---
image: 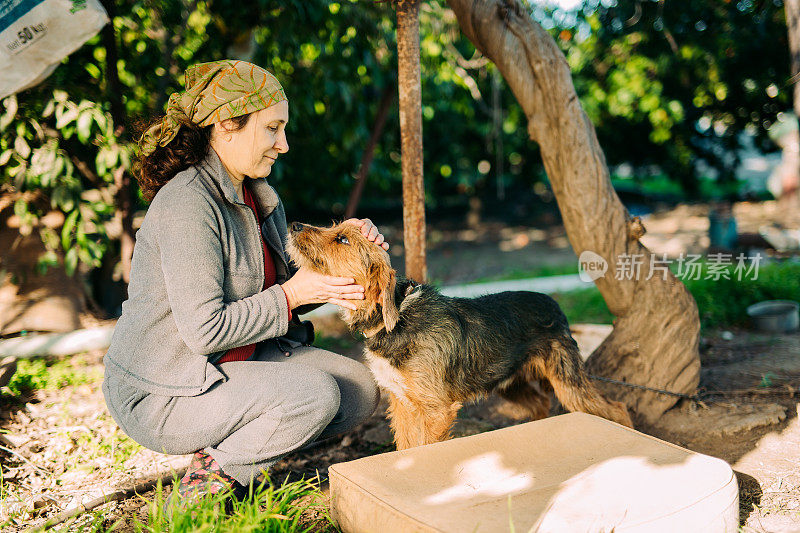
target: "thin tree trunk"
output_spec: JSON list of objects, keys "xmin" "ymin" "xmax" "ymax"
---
[
  {"xmin": 345, "ymin": 84, "xmax": 396, "ymax": 219},
  {"xmin": 787, "ymin": 0, "xmax": 800, "ymax": 119},
  {"xmin": 396, "ymin": 0, "xmax": 427, "ymax": 283},
  {"xmin": 101, "ymin": 0, "xmax": 135, "ymax": 286},
  {"xmin": 492, "ymin": 69, "xmax": 504, "ymax": 200},
  {"xmin": 786, "ymin": 0, "xmax": 800, "ymax": 189},
  {"xmin": 446, "ymin": 0, "xmax": 700, "ymax": 424}
]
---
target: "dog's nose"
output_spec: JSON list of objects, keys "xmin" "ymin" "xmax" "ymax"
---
[{"xmin": 291, "ymin": 222, "xmax": 304, "ymax": 233}]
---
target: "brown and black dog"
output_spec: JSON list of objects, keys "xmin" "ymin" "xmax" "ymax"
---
[{"xmin": 287, "ymin": 221, "xmax": 633, "ymax": 450}]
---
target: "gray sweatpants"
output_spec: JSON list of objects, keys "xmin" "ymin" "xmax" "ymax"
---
[{"xmin": 102, "ymin": 339, "xmax": 379, "ymax": 486}]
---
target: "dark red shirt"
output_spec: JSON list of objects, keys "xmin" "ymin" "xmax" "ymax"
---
[{"xmin": 216, "ymin": 182, "xmax": 290, "ymax": 363}]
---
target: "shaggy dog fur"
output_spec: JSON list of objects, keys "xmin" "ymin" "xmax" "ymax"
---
[{"xmin": 287, "ymin": 221, "xmax": 633, "ymax": 449}]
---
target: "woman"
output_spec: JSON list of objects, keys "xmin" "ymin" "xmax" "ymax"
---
[{"xmin": 101, "ymin": 60, "xmax": 382, "ymax": 506}]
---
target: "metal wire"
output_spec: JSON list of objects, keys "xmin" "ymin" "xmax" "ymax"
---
[{"xmin": 589, "ymin": 374, "xmax": 702, "ymax": 401}]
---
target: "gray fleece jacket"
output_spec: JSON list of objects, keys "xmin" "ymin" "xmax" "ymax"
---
[{"xmin": 103, "ymin": 149, "xmax": 310, "ymax": 396}]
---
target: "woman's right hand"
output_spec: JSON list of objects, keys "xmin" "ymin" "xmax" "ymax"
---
[{"xmin": 280, "ymin": 267, "xmax": 365, "ymax": 310}]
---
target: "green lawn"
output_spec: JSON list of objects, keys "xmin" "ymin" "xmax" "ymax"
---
[{"xmin": 553, "ymin": 261, "xmax": 800, "ymax": 329}]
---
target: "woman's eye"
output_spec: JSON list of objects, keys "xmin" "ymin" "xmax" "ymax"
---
[
  {"xmin": 268, "ymin": 126, "xmax": 279, "ymax": 132},
  {"xmin": 336, "ymin": 235, "xmax": 350, "ymax": 245}
]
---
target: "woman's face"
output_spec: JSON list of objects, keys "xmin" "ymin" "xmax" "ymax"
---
[{"xmin": 213, "ymin": 100, "xmax": 290, "ymax": 181}]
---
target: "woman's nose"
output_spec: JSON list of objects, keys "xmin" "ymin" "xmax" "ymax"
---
[{"xmin": 275, "ymin": 130, "xmax": 289, "ymax": 153}]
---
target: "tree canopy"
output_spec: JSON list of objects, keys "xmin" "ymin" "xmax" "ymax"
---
[{"xmin": 0, "ymin": 0, "xmax": 793, "ymax": 277}]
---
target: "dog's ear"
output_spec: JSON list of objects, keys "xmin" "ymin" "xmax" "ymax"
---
[
  {"xmin": 367, "ymin": 262, "xmax": 399, "ymax": 332},
  {"xmin": 381, "ymin": 269, "xmax": 398, "ymax": 332}
]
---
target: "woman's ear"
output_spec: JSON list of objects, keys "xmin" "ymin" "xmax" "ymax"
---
[{"xmin": 215, "ymin": 119, "xmax": 236, "ymax": 141}]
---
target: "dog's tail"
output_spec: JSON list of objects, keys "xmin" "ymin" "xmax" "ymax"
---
[{"xmin": 528, "ymin": 336, "xmax": 634, "ymax": 428}]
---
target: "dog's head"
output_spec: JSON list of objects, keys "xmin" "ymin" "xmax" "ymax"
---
[{"xmin": 286, "ymin": 221, "xmax": 398, "ymax": 332}]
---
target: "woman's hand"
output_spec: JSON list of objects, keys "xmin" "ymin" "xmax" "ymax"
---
[
  {"xmin": 344, "ymin": 218, "xmax": 389, "ymax": 250},
  {"xmin": 281, "ymin": 267, "xmax": 365, "ymax": 310}
]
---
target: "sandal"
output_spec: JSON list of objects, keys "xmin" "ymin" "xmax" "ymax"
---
[{"xmin": 163, "ymin": 450, "xmax": 246, "ymax": 518}]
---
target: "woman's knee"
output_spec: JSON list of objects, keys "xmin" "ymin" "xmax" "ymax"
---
[
  {"xmin": 293, "ymin": 367, "xmax": 341, "ymax": 429},
  {"xmin": 340, "ymin": 358, "xmax": 380, "ymax": 419},
  {"xmin": 353, "ymin": 368, "xmax": 380, "ymax": 420}
]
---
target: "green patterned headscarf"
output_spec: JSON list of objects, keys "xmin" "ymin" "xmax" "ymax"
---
[{"xmin": 140, "ymin": 60, "xmax": 287, "ymax": 156}]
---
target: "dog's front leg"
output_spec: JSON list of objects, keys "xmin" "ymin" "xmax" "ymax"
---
[
  {"xmin": 387, "ymin": 393, "xmax": 423, "ymax": 450},
  {"xmin": 417, "ymin": 401, "xmax": 461, "ymax": 446},
  {"xmin": 389, "ymin": 397, "xmax": 461, "ymax": 450}
]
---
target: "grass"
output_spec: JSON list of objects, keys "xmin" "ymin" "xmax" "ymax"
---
[
  {"xmin": 127, "ymin": 475, "xmax": 334, "ymax": 532},
  {"xmin": 458, "ymin": 263, "xmax": 578, "ymax": 286},
  {"xmin": 0, "ymin": 350, "xmax": 336, "ymax": 532},
  {"xmin": 685, "ymin": 261, "xmax": 800, "ymax": 329},
  {"xmin": 552, "ymin": 289, "xmax": 615, "ymax": 325},
  {"xmin": 3, "ymin": 354, "xmax": 102, "ymax": 396},
  {"xmin": 3, "ymin": 260, "xmax": 797, "ymax": 530},
  {"xmin": 551, "ymin": 261, "xmax": 800, "ymax": 329},
  {"xmin": 2, "ymin": 472, "xmax": 334, "ymax": 532}
]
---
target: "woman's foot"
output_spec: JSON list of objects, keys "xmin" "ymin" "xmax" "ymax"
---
[{"xmin": 164, "ymin": 450, "xmax": 245, "ymax": 517}]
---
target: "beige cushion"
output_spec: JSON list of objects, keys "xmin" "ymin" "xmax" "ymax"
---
[{"xmin": 329, "ymin": 413, "xmax": 738, "ymax": 532}]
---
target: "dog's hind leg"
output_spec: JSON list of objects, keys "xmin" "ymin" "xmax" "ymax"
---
[
  {"xmin": 496, "ymin": 376, "xmax": 551, "ymax": 421},
  {"xmin": 535, "ymin": 337, "xmax": 634, "ymax": 428}
]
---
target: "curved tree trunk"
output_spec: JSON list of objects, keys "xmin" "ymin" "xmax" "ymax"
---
[{"xmin": 446, "ymin": 0, "xmax": 700, "ymax": 424}]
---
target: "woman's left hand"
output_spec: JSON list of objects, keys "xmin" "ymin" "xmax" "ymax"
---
[{"xmin": 344, "ymin": 218, "xmax": 389, "ymax": 250}]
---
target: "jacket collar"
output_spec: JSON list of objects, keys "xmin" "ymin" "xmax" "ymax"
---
[{"xmin": 198, "ymin": 148, "xmax": 280, "ymax": 217}]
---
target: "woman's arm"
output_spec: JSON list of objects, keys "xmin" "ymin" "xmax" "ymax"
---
[{"xmin": 155, "ymin": 187, "xmax": 290, "ymax": 355}]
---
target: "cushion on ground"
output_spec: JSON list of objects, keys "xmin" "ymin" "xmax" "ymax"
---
[{"xmin": 329, "ymin": 412, "xmax": 738, "ymax": 532}]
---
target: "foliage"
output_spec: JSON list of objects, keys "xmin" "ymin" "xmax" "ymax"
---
[
  {"xmin": 132, "ymin": 475, "xmax": 334, "ymax": 532},
  {"xmin": 1, "ymin": 91, "xmax": 127, "ymax": 275},
  {"xmin": 556, "ymin": 0, "xmax": 792, "ymax": 195},
  {"xmin": 0, "ymin": 0, "xmax": 796, "ymax": 282},
  {"xmin": 1, "ymin": 0, "xmax": 539, "ymax": 279}
]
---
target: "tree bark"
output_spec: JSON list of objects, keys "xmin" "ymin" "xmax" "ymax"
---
[
  {"xmin": 786, "ymin": 0, "xmax": 800, "ymax": 121},
  {"xmin": 396, "ymin": 0, "xmax": 427, "ymax": 283},
  {"xmin": 101, "ymin": 0, "xmax": 135, "ymax": 287},
  {"xmin": 345, "ymin": 83, "xmax": 395, "ymax": 219},
  {"xmin": 446, "ymin": 0, "xmax": 700, "ymax": 424}
]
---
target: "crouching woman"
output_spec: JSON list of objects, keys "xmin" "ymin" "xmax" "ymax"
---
[{"xmin": 102, "ymin": 60, "xmax": 381, "ymax": 507}]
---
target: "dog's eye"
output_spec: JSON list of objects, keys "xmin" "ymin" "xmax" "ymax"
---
[{"xmin": 335, "ymin": 235, "xmax": 350, "ymax": 245}]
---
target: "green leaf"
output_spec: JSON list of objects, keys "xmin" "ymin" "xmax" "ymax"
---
[
  {"xmin": 77, "ymin": 247, "xmax": 92, "ymax": 264},
  {"xmin": 14, "ymin": 136, "xmax": 30, "ymax": 159},
  {"xmin": 13, "ymin": 198, "xmax": 28, "ymax": 218},
  {"xmin": 61, "ymin": 209, "xmax": 79, "ymax": 250},
  {"xmin": 92, "ymin": 110, "xmax": 107, "ymax": 132},
  {"xmin": 77, "ymin": 112, "xmax": 93, "ymax": 143},
  {"xmin": 35, "ymin": 251, "xmax": 59, "ymax": 276},
  {"xmin": 64, "ymin": 247, "xmax": 78, "ymax": 276},
  {"xmin": 41, "ymin": 99, "xmax": 55, "ymax": 118},
  {"xmin": 0, "ymin": 95, "xmax": 17, "ymax": 131},
  {"xmin": 76, "ymin": 223, "xmax": 87, "ymax": 247},
  {"xmin": 55, "ymin": 106, "xmax": 79, "ymax": 129}
]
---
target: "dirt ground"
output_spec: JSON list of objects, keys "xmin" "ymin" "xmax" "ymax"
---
[{"xmin": 2, "ymin": 200, "xmax": 800, "ymax": 531}]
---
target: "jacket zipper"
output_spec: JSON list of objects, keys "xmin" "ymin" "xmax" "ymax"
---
[{"xmin": 239, "ymin": 185, "xmax": 289, "ymax": 280}]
